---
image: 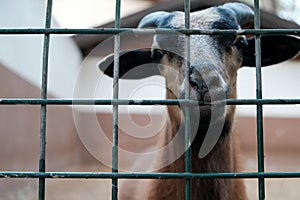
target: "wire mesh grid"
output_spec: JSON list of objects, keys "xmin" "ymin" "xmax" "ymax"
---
[{"xmin": 0, "ymin": 0, "xmax": 300, "ymax": 200}]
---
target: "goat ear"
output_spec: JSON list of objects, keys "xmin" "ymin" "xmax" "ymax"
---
[
  {"xmin": 98, "ymin": 49, "xmax": 162, "ymax": 79},
  {"xmin": 242, "ymin": 35, "xmax": 300, "ymax": 67}
]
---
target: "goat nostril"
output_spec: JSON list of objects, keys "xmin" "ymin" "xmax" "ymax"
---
[
  {"xmin": 189, "ymin": 78, "xmax": 205, "ymax": 91},
  {"xmin": 224, "ymin": 85, "xmax": 229, "ymax": 98},
  {"xmin": 189, "ymin": 78, "xmax": 198, "ymax": 89}
]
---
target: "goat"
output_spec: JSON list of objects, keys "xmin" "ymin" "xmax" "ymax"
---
[{"xmin": 98, "ymin": 2, "xmax": 300, "ymax": 200}]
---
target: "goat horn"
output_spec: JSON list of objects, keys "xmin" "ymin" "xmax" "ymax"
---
[
  {"xmin": 138, "ymin": 11, "xmax": 170, "ymax": 28},
  {"xmin": 220, "ymin": 2, "xmax": 254, "ymax": 28}
]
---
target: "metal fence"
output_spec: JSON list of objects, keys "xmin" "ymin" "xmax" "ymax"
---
[{"xmin": 0, "ymin": 0, "xmax": 300, "ymax": 200}]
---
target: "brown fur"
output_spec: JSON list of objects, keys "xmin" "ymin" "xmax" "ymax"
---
[
  {"xmin": 141, "ymin": 104, "xmax": 247, "ymax": 200},
  {"xmin": 119, "ymin": 109, "xmax": 247, "ymax": 200}
]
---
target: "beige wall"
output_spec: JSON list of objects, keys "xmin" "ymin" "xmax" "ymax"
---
[{"xmin": 0, "ymin": 64, "xmax": 99, "ymax": 198}]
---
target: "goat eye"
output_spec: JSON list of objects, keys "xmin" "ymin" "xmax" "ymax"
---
[{"xmin": 233, "ymin": 37, "xmax": 248, "ymax": 49}]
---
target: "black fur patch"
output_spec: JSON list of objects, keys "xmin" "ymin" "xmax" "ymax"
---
[
  {"xmin": 159, "ymin": 12, "xmax": 177, "ymax": 28},
  {"xmin": 98, "ymin": 49, "xmax": 161, "ymax": 79},
  {"xmin": 213, "ymin": 8, "xmax": 239, "ymax": 30},
  {"xmin": 191, "ymin": 117, "xmax": 233, "ymax": 153},
  {"xmin": 212, "ymin": 8, "xmax": 239, "ymax": 49}
]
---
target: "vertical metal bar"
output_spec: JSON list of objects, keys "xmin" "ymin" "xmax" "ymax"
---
[
  {"xmin": 112, "ymin": 0, "xmax": 121, "ymax": 199},
  {"xmin": 39, "ymin": 0, "xmax": 53, "ymax": 199},
  {"xmin": 184, "ymin": 0, "xmax": 191, "ymax": 200},
  {"xmin": 254, "ymin": 0, "xmax": 265, "ymax": 199}
]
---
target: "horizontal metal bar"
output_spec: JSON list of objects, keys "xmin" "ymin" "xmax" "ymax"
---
[
  {"xmin": 1, "ymin": 171, "xmax": 300, "ymax": 179},
  {"xmin": 1, "ymin": 98, "xmax": 300, "ymax": 105},
  {"xmin": 0, "ymin": 28, "xmax": 299, "ymax": 35}
]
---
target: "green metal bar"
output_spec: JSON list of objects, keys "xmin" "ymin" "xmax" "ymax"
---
[
  {"xmin": 1, "ymin": 171, "xmax": 300, "ymax": 179},
  {"xmin": 39, "ymin": 0, "xmax": 53, "ymax": 199},
  {"xmin": 254, "ymin": 0, "xmax": 265, "ymax": 199},
  {"xmin": 112, "ymin": 0, "xmax": 121, "ymax": 199},
  {"xmin": 184, "ymin": 0, "xmax": 191, "ymax": 199},
  {"xmin": 0, "ymin": 28, "xmax": 299, "ymax": 35},
  {"xmin": 1, "ymin": 98, "xmax": 300, "ymax": 105}
]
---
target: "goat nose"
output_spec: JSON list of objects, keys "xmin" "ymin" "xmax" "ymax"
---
[
  {"xmin": 189, "ymin": 77, "xmax": 228, "ymax": 101},
  {"xmin": 189, "ymin": 78, "xmax": 210, "ymax": 101}
]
